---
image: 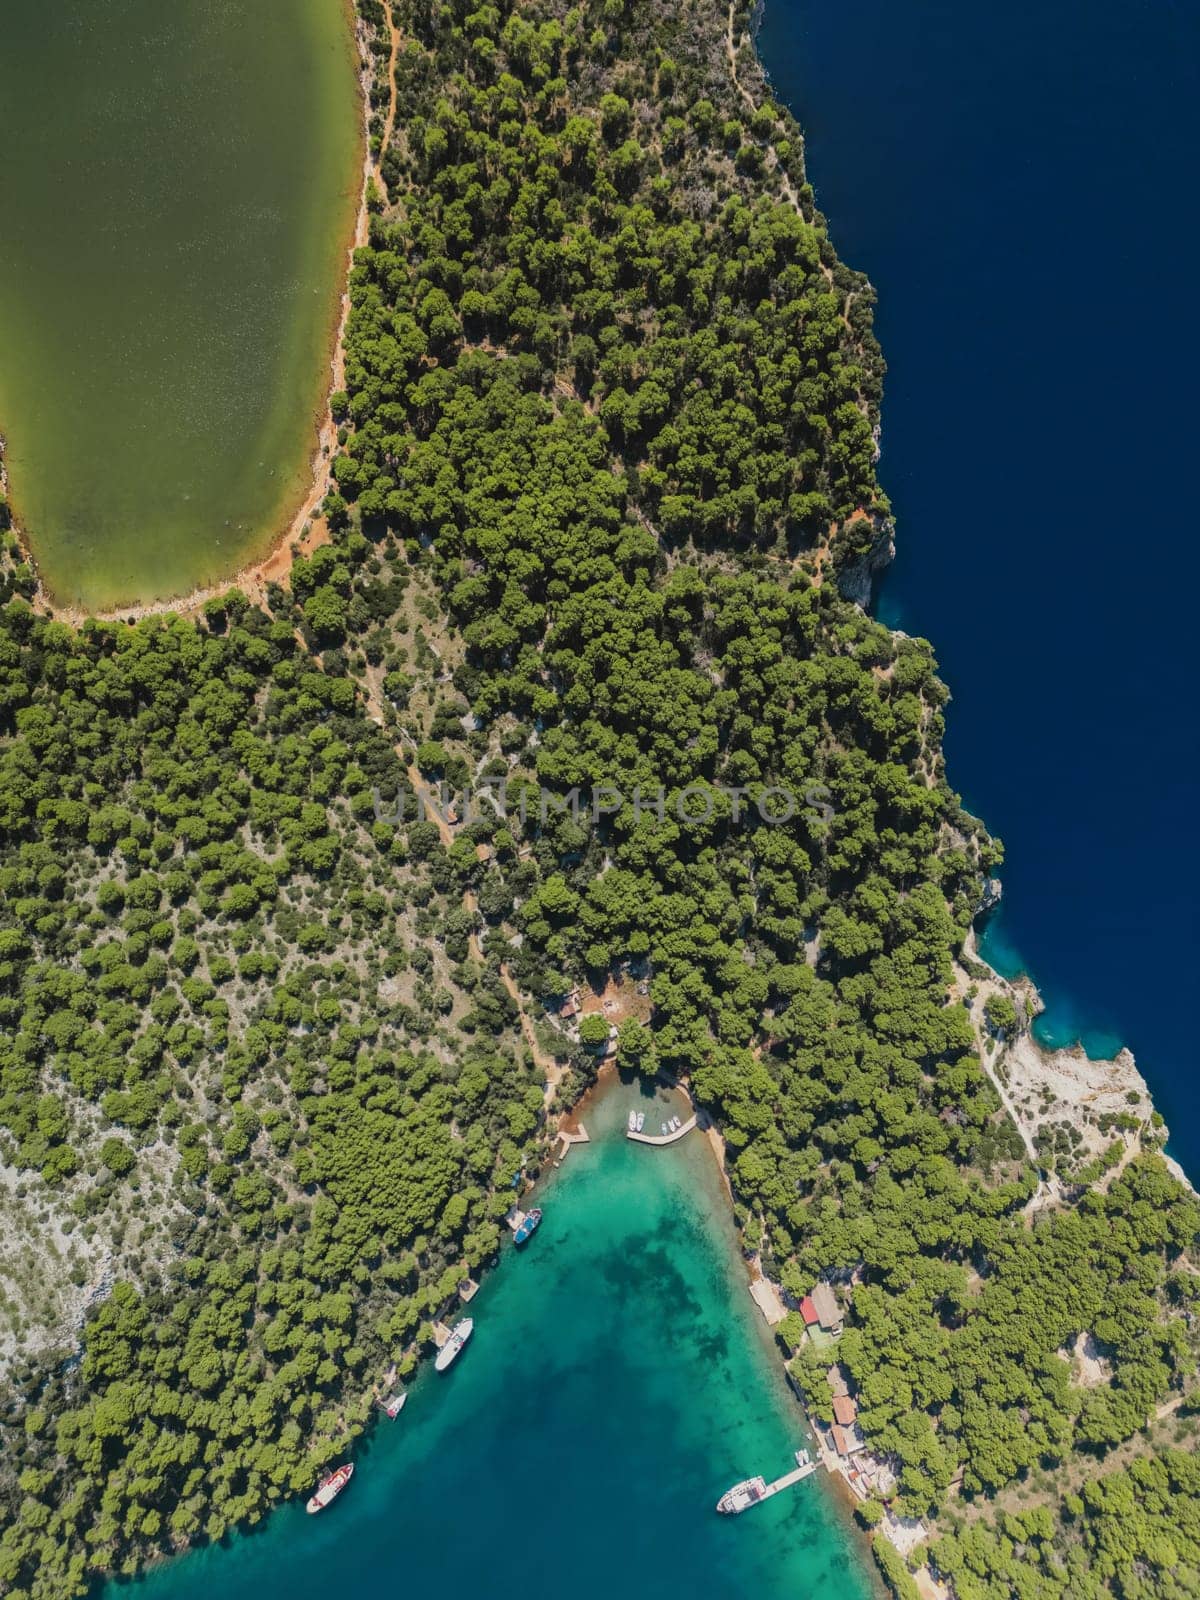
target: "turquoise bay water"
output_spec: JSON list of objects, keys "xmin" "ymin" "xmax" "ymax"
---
[
  {"xmin": 977, "ymin": 916, "xmax": 1123, "ymax": 1061},
  {"xmin": 115, "ymin": 1085, "xmax": 875, "ymax": 1600}
]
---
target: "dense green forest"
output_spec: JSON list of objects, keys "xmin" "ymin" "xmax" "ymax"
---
[{"xmin": 0, "ymin": 1, "xmax": 1196, "ymax": 1597}]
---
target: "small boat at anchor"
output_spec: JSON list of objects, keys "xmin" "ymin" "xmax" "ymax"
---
[
  {"xmin": 306, "ymin": 1463, "xmax": 353, "ymax": 1514},
  {"xmin": 382, "ymin": 1392, "xmax": 406, "ymax": 1418},
  {"xmin": 513, "ymin": 1207, "xmax": 542, "ymax": 1245},
  {"xmin": 635, "ymin": 1111, "xmax": 645, "ymax": 1132},
  {"xmin": 628, "ymin": 1110, "xmax": 637, "ymax": 1132}
]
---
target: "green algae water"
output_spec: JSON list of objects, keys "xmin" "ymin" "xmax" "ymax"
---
[
  {"xmin": 0, "ymin": 0, "xmax": 360, "ymax": 611},
  {"xmin": 116, "ymin": 1084, "xmax": 877, "ymax": 1600}
]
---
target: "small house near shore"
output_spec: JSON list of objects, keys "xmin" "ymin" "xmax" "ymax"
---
[
  {"xmin": 832, "ymin": 1394, "xmax": 858, "ymax": 1427},
  {"xmin": 831, "ymin": 1423, "xmax": 866, "ymax": 1457},
  {"xmin": 749, "ymin": 1276, "xmax": 787, "ymax": 1326},
  {"xmin": 810, "ymin": 1282, "xmax": 843, "ymax": 1333}
]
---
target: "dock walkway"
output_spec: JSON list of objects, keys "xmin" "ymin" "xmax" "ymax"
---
[
  {"xmin": 628, "ymin": 1114, "xmax": 696, "ymax": 1146},
  {"xmin": 552, "ymin": 1123, "xmax": 590, "ymax": 1164},
  {"xmin": 762, "ymin": 1459, "xmax": 819, "ymax": 1498}
]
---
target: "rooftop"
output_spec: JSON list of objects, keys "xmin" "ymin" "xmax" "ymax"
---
[
  {"xmin": 810, "ymin": 1282, "xmax": 842, "ymax": 1329},
  {"xmin": 832, "ymin": 1394, "xmax": 857, "ymax": 1427},
  {"xmin": 830, "ymin": 1423, "xmax": 866, "ymax": 1457}
]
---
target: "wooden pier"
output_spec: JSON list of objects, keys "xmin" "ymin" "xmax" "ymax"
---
[
  {"xmin": 627, "ymin": 1114, "xmax": 696, "ymax": 1146},
  {"xmin": 553, "ymin": 1123, "xmax": 590, "ymax": 1164},
  {"xmin": 761, "ymin": 1457, "xmax": 819, "ymax": 1498},
  {"xmin": 720, "ymin": 1453, "xmax": 820, "ymax": 1514}
]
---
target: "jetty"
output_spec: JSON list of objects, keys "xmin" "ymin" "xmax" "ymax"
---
[
  {"xmin": 720, "ymin": 1451, "xmax": 819, "ymax": 1514},
  {"xmin": 761, "ymin": 1455, "xmax": 819, "ymax": 1498},
  {"xmin": 628, "ymin": 1113, "xmax": 696, "ymax": 1146},
  {"xmin": 553, "ymin": 1123, "xmax": 590, "ymax": 1164}
]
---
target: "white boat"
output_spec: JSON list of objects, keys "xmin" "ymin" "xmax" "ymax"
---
[
  {"xmin": 382, "ymin": 1392, "xmax": 406, "ymax": 1418},
  {"xmin": 306, "ymin": 1463, "xmax": 353, "ymax": 1514},
  {"xmin": 434, "ymin": 1318, "xmax": 474, "ymax": 1372},
  {"xmin": 635, "ymin": 1112, "xmax": 645, "ymax": 1132},
  {"xmin": 717, "ymin": 1476, "xmax": 768, "ymax": 1514},
  {"xmin": 628, "ymin": 1110, "xmax": 637, "ymax": 1132},
  {"xmin": 661, "ymin": 1122, "xmax": 668, "ymax": 1135}
]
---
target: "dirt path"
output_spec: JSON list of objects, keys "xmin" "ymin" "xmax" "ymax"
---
[
  {"xmin": 498, "ymin": 965, "xmax": 567, "ymax": 1105},
  {"xmin": 948, "ymin": 955, "xmax": 1063, "ymax": 1214},
  {"xmin": 724, "ymin": 2, "xmax": 803, "ymax": 213},
  {"xmin": 1156, "ymin": 1390, "xmax": 1191, "ymax": 1422},
  {"xmin": 361, "ymin": 665, "xmax": 567, "ymax": 1105},
  {"xmin": 978, "ymin": 1035, "xmax": 1061, "ymax": 1217},
  {"xmin": 376, "ymin": 7, "xmax": 402, "ymax": 200}
]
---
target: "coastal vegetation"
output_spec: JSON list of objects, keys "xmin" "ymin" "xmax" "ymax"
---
[{"xmin": 0, "ymin": 2, "xmax": 1196, "ymax": 1599}]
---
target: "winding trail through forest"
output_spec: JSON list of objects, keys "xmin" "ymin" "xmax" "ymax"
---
[
  {"xmin": 360, "ymin": 667, "xmax": 568, "ymax": 1108},
  {"xmin": 725, "ymin": 2, "xmax": 802, "ymax": 213},
  {"xmin": 376, "ymin": 6, "xmax": 402, "ymax": 200},
  {"xmin": 956, "ymin": 962, "xmax": 1061, "ymax": 1213}
]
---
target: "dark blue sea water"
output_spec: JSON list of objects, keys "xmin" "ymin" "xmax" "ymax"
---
[{"xmin": 758, "ymin": 0, "xmax": 1200, "ymax": 1179}]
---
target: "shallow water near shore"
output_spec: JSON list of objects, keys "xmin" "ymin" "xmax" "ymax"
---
[
  {"xmin": 111, "ymin": 1083, "xmax": 875, "ymax": 1600},
  {"xmin": 0, "ymin": 0, "xmax": 360, "ymax": 610}
]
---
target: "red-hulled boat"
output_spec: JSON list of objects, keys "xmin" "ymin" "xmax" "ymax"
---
[{"xmin": 306, "ymin": 1462, "xmax": 354, "ymax": 1514}]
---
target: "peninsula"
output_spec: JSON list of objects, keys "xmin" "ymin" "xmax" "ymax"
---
[{"xmin": 0, "ymin": 4, "xmax": 1195, "ymax": 1600}]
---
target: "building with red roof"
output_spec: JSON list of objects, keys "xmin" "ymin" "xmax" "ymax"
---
[{"xmin": 832, "ymin": 1394, "xmax": 858, "ymax": 1427}]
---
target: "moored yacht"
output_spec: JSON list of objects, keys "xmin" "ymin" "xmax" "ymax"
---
[
  {"xmin": 306, "ymin": 1463, "xmax": 353, "ymax": 1514},
  {"xmin": 435, "ymin": 1318, "xmax": 474, "ymax": 1372},
  {"xmin": 716, "ymin": 1476, "xmax": 767, "ymax": 1514},
  {"xmin": 513, "ymin": 1207, "xmax": 542, "ymax": 1245}
]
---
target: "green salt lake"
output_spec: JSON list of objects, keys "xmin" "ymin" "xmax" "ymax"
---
[
  {"xmin": 0, "ymin": 0, "xmax": 361, "ymax": 610},
  {"xmin": 112, "ymin": 1081, "xmax": 878, "ymax": 1600}
]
